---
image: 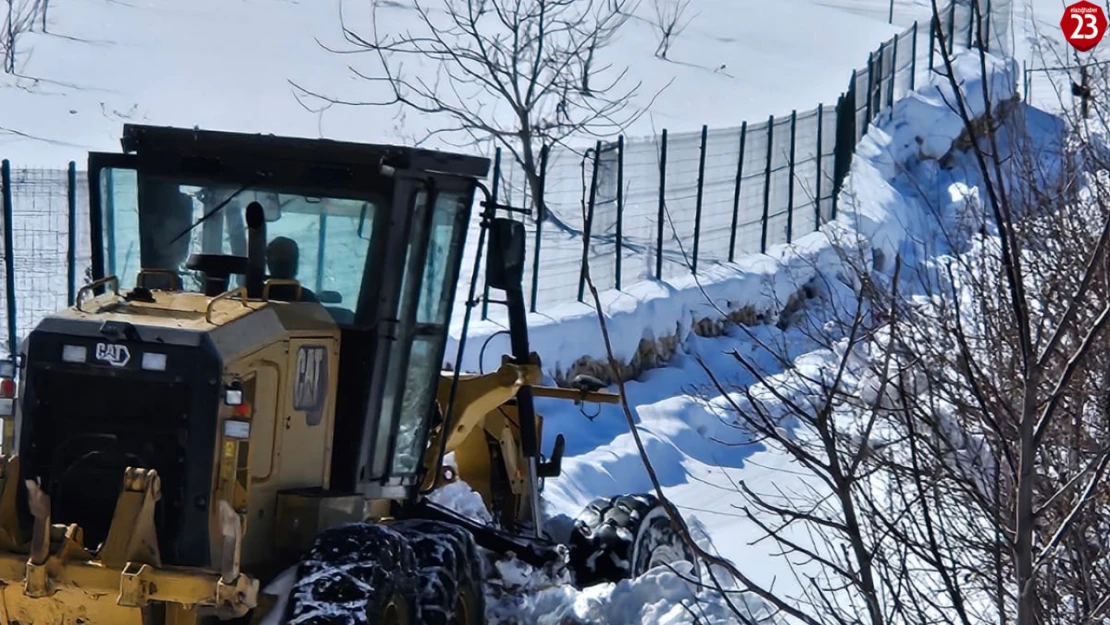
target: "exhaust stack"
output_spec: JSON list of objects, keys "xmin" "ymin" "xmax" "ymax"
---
[{"xmin": 245, "ymin": 201, "xmax": 267, "ymax": 298}]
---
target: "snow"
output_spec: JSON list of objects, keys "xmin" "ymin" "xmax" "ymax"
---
[
  {"xmin": 0, "ymin": 0, "xmax": 900, "ymax": 168},
  {"xmin": 452, "ymin": 49, "xmax": 1020, "ymax": 379},
  {"xmin": 500, "ymin": 47, "xmax": 1026, "ymax": 622},
  {"xmin": 0, "ymin": 0, "xmax": 1061, "ymax": 622}
]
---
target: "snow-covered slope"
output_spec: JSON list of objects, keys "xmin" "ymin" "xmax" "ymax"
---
[
  {"xmin": 0, "ymin": 0, "xmax": 1058, "ymax": 622},
  {"xmin": 424, "ymin": 50, "xmax": 1034, "ymax": 623},
  {"xmin": 0, "ymin": 0, "xmax": 905, "ymax": 167}
]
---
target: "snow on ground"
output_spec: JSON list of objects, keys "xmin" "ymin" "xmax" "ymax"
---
[
  {"xmin": 249, "ymin": 47, "xmax": 1034, "ymax": 621},
  {"xmin": 0, "ymin": 0, "xmax": 1063, "ymax": 622},
  {"xmin": 427, "ymin": 50, "xmax": 1037, "ymax": 623},
  {"xmin": 0, "ymin": 0, "xmax": 901, "ymax": 168}
]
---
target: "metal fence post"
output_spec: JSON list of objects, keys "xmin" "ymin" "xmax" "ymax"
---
[
  {"xmin": 832, "ymin": 83, "xmax": 857, "ymax": 220},
  {"xmin": 728, "ymin": 121, "xmax": 747, "ymax": 262},
  {"xmin": 578, "ymin": 141, "xmax": 602, "ymax": 302},
  {"xmin": 910, "ymin": 21, "xmax": 918, "ymax": 90},
  {"xmin": 67, "ymin": 161, "xmax": 77, "ymax": 306},
  {"xmin": 967, "ymin": 0, "xmax": 976, "ymax": 48},
  {"xmin": 814, "ymin": 104, "xmax": 824, "ymax": 228},
  {"xmin": 947, "ymin": 1, "xmax": 957, "ymax": 46},
  {"xmin": 530, "ymin": 146, "xmax": 547, "ymax": 312},
  {"xmin": 785, "ymin": 111, "xmax": 797, "ymax": 243},
  {"xmin": 692, "ymin": 125, "xmax": 708, "ymax": 272},
  {"xmin": 873, "ymin": 44, "xmax": 884, "ymax": 115},
  {"xmin": 984, "ymin": 0, "xmax": 992, "ymax": 52},
  {"xmin": 888, "ymin": 35, "xmax": 899, "ymax": 108},
  {"xmin": 614, "ymin": 136, "xmax": 624, "ymax": 291},
  {"xmin": 929, "ymin": 16, "xmax": 936, "ymax": 70},
  {"xmin": 1023, "ymin": 60, "xmax": 1029, "ymax": 101},
  {"xmin": 655, "ymin": 129, "xmax": 668, "ymax": 280},
  {"xmin": 481, "ymin": 148, "xmax": 501, "ymax": 320},
  {"xmin": 866, "ymin": 51, "xmax": 875, "ymax": 124},
  {"xmin": 760, "ymin": 116, "xmax": 774, "ymax": 254},
  {"xmin": 1, "ymin": 161, "xmax": 15, "ymax": 362}
]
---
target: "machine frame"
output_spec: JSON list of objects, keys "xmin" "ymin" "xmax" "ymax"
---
[{"xmin": 0, "ymin": 124, "xmax": 698, "ymax": 625}]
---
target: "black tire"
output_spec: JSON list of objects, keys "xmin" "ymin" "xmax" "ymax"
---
[
  {"xmin": 284, "ymin": 522, "xmax": 417, "ymax": 625},
  {"xmin": 391, "ymin": 519, "xmax": 486, "ymax": 625},
  {"xmin": 567, "ymin": 493, "xmax": 700, "ymax": 588}
]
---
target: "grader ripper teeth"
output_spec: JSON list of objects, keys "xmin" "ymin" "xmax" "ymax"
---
[{"xmin": 0, "ymin": 455, "xmax": 258, "ymax": 624}]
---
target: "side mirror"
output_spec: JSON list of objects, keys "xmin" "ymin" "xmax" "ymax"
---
[
  {"xmin": 318, "ymin": 290, "xmax": 343, "ymax": 304},
  {"xmin": 485, "ymin": 218, "xmax": 526, "ymax": 291}
]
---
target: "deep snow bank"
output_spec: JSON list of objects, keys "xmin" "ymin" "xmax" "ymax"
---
[
  {"xmin": 447, "ymin": 50, "xmax": 1020, "ymax": 382},
  {"xmin": 526, "ymin": 50, "xmax": 1036, "ymax": 624}
]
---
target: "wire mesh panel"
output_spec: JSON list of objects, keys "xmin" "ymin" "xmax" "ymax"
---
[
  {"xmin": 615, "ymin": 134, "xmax": 663, "ymax": 289},
  {"xmin": 982, "ymin": 0, "xmax": 1014, "ymax": 55},
  {"xmin": 658, "ymin": 128, "xmax": 703, "ymax": 280},
  {"xmin": 734, "ymin": 118, "xmax": 771, "ymax": 258},
  {"xmin": 818, "ymin": 104, "xmax": 838, "ymax": 224},
  {"xmin": 574, "ymin": 142, "xmax": 620, "ymax": 296},
  {"xmin": 874, "ymin": 39, "xmax": 896, "ymax": 113},
  {"xmin": 1024, "ymin": 66, "xmax": 1080, "ymax": 112},
  {"xmin": 763, "ymin": 115, "xmax": 797, "ymax": 248},
  {"xmin": 853, "ymin": 67, "xmax": 872, "ymax": 142},
  {"xmin": 891, "ymin": 26, "xmax": 918, "ymax": 100},
  {"xmin": 929, "ymin": 0, "xmax": 1012, "ymax": 59},
  {"xmin": 0, "ymin": 1, "xmax": 1010, "ymax": 330},
  {"xmin": 789, "ymin": 108, "xmax": 822, "ymax": 236},
  {"xmin": 696, "ymin": 126, "xmax": 744, "ymax": 265},
  {"xmin": 8, "ymin": 168, "xmax": 74, "ymax": 345}
]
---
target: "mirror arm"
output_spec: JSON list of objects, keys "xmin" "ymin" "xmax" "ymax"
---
[{"xmin": 473, "ymin": 180, "xmax": 531, "ymax": 218}]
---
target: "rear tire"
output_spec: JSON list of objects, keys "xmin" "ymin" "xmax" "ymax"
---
[
  {"xmin": 392, "ymin": 519, "xmax": 486, "ymax": 625},
  {"xmin": 284, "ymin": 522, "xmax": 417, "ymax": 625},
  {"xmin": 567, "ymin": 493, "xmax": 700, "ymax": 588}
]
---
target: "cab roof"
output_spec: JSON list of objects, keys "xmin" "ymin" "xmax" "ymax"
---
[{"xmin": 119, "ymin": 124, "xmax": 492, "ymax": 180}]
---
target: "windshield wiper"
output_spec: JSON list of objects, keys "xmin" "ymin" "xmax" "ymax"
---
[{"xmin": 168, "ymin": 182, "xmax": 254, "ymax": 246}]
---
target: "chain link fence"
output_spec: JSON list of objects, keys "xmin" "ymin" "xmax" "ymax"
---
[
  {"xmin": 0, "ymin": 162, "xmax": 89, "ymax": 356},
  {"xmin": 474, "ymin": 0, "xmax": 1013, "ymax": 317},
  {"xmin": 0, "ymin": 0, "xmax": 1015, "ymax": 346}
]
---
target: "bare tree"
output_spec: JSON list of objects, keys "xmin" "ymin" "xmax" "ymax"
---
[
  {"xmin": 296, "ymin": 0, "xmax": 663, "ymax": 233},
  {"xmin": 563, "ymin": 3, "xmax": 1110, "ymax": 623},
  {"xmin": 650, "ymin": 0, "xmax": 692, "ymax": 60},
  {"xmin": 2, "ymin": 0, "xmax": 47, "ymax": 74},
  {"xmin": 684, "ymin": 12, "xmax": 1110, "ymax": 624}
]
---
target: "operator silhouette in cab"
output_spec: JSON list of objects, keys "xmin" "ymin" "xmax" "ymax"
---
[{"xmin": 265, "ymin": 236, "xmax": 318, "ymax": 303}]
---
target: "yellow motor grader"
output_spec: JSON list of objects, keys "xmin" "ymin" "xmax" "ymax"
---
[{"xmin": 0, "ymin": 124, "xmax": 699, "ymax": 624}]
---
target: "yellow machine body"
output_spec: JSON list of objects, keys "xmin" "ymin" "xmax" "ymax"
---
[
  {"xmin": 0, "ymin": 124, "xmax": 622, "ymax": 625},
  {"xmin": 0, "ymin": 287, "xmax": 614, "ymax": 625}
]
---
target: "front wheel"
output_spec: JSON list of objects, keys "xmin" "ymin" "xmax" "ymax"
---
[
  {"xmin": 567, "ymin": 493, "xmax": 700, "ymax": 588},
  {"xmin": 391, "ymin": 519, "xmax": 486, "ymax": 625},
  {"xmin": 283, "ymin": 522, "xmax": 417, "ymax": 625}
]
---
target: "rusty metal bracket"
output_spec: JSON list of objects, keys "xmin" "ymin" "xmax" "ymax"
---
[{"xmin": 0, "ymin": 454, "xmax": 23, "ymax": 550}]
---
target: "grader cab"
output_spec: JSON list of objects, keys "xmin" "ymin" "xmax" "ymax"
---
[{"xmin": 0, "ymin": 124, "xmax": 699, "ymax": 624}]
